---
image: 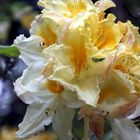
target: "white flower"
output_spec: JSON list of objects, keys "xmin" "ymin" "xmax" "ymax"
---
[
  {"xmin": 14, "ymin": 35, "xmax": 83, "ymax": 139},
  {"xmin": 40, "ymin": 11, "xmax": 125, "ymax": 107},
  {"xmin": 15, "ymin": 61, "xmax": 82, "ymax": 139}
]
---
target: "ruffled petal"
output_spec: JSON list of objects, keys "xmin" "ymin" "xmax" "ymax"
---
[
  {"xmin": 48, "ymin": 65, "xmax": 100, "ymax": 107},
  {"xmin": 98, "ymin": 70, "xmax": 136, "ymax": 113},
  {"xmin": 30, "ymin": 14, "xmax": 64, "ymax": 46},
  {"xmin": 14, "ymin": 35, "xmax": 45, "ymax": 65},
  {"xmin": 30, "ymin": 15, "xmax": 43, "ymax": 35},
  {"xmin": 43, "ymin": 44, "xmax": 100, "ymax": 107},
  {"xmin": 95, "ymin": 0, "xmax": 116, "ymax": 13},
  {"xmin": 14, "ymin": 62, "xmax": 54, "ymax": 104},
  {"xmin": 38, "ymin": 0, "xmax": 95, "ymax": 18}
]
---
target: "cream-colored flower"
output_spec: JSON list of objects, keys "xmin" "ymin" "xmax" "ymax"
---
[
  {"xmin": 41, "ymin": 10, "xmax": 125, "ymax": 107},
  {"xmin": 14, "ymin": 0, "xmax": 140, "ymax": 140},
  {"xmin": 15, "ymin": 62, "xmax": 82, "ymax": 140},
  {"xmin": 92, "ymin": 44, "xmax": 140, "ymax": 118},
  {"xmin": 14, "ymin": 14, "xmax": 70, "ymax": 65},
  {"xmin": 46, "ymin": 44, "xmax": 137, "ymax": 115},
  {"xmin": 78, "ymin": 60, "xmax": 138, "ymax": 139},
  {"xmin": 14, "ymin": 35, "xmax": 83, "ymax": 140},
  {"xmin": 38, "ymin": 0, "xmax": 115, "ymax": 18},
  {"xmin": 42, "ymin": 38, "xmax": 140, "ymax": 139},
  {"xmin": 42, "ymin": 41, "xmax": 100, "ymax": 107},
  {"xmin": 98, "ymin": 70, "xmax": 136, "ymax": 113}
]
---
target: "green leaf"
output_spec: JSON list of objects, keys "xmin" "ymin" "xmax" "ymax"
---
[
  {"xmin": 92, "ymin": 57, "xmax": 105, "ymax": 62},
  {"xmin": 0, "ymin": 45, "xmax": 20, "ymax": 57}
]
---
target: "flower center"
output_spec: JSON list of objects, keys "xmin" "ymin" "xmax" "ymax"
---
[{"xmin": 47, "ymin": 80, "xmax": 64, "ymax": 94}]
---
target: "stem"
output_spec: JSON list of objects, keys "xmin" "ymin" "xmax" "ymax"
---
[{"xmin": 83, "ymin": 117, "xmax": 89, "ymax": 140}]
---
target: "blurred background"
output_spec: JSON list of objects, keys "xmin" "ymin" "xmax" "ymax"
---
[{"xmin": 0, "ymin": 0, "xmax": 140, "ymax": 139}]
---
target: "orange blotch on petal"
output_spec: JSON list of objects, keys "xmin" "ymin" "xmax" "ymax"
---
[
  {"xmin": 70, "ymin": 43, "xmax": 87, "ymax": 74},
  {"xmin": 65, "ymin": 30, "xmax": 87, "ymax": 74},
  {"xmin": 47, "ymin": 80, "xmax": 64, "ymax": 94},
  {"xmin": 114, "ymin": 64, "xmax": 126, "ymax": 73}
]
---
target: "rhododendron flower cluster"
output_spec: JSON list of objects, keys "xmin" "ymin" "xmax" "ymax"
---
[{"xmin": 14, "ymin": 0, "xmax": 140, "ymax": 140}]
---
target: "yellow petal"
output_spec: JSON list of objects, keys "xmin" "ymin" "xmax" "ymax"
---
[
  {"xmin": 36, "ymin": 19, "xmax": 57, "ymax": 47},
  {"xmin": 84, "ymin": 13, "xmax": 124, "ymax": 50},
  {"xmin": 95, "ymin": 0, "xmax": 116, "ymax": 13},
  {"xmin": 31, "ymin": 16, "xmax": 59, "ymax": 47},
  {"xmin": 38, "ymin": 0, "xmax": 95, "ymax": 18},
  {"xmin": 98, "ymin": 70, "xmax": 135, "ymax": 112},
  {"xmin": 64, "ymin": 29, "xmax": 88, "ymax": 74}
]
